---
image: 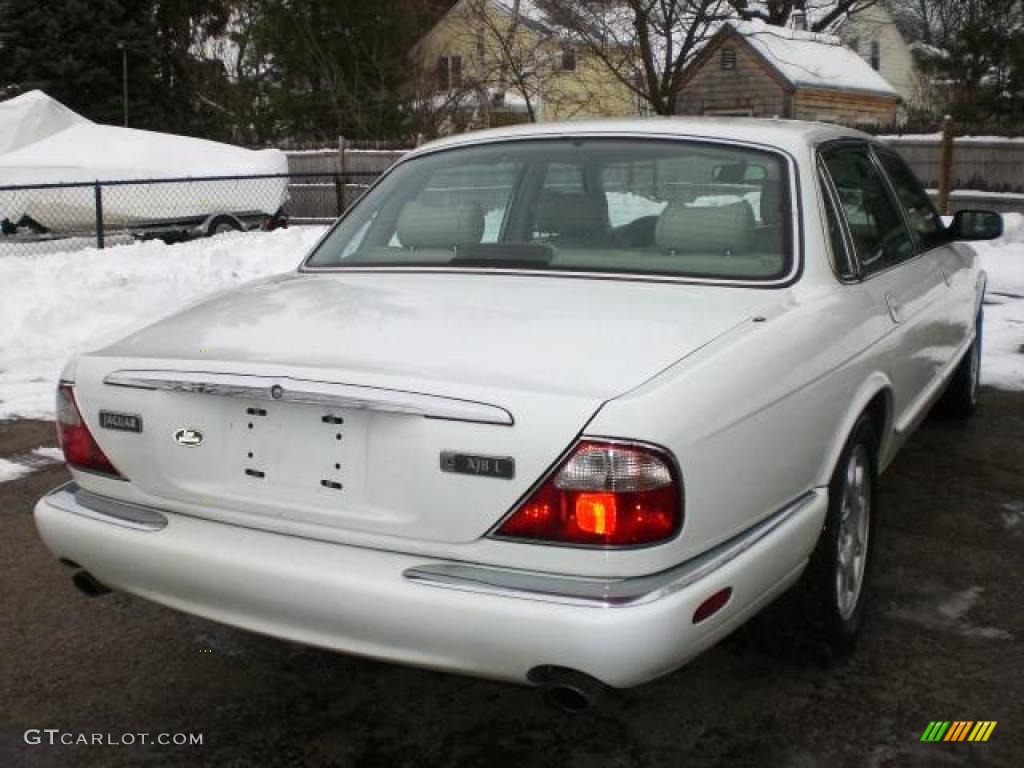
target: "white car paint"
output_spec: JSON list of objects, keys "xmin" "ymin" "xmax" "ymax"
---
[{"xmin": 34, "ymin": 118, "xmax": 986, "ymax": 688}]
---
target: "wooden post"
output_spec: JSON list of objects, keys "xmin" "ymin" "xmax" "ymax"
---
[
  {"xmin": 335, "ymin": 135, "xmax": 348, "ymax": 216},
  {"xmin": 938, "ymin": 116, "xmax": 954, "ymax": 215}
]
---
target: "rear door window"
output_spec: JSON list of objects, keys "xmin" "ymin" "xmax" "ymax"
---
[
  {"xmin": 821, "ymin": 147, "xmax": 913, "ymax": 275},
  {"xmin": 874, "ymin": 149, "xmax": 946, "ymax": 252}
]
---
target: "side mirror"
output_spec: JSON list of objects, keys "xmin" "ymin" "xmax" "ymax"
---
[{"xmin": 947, "ymin": 210, "xmax": 1003, "ymax": 241}]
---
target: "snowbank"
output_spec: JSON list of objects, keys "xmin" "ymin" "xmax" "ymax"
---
[
  {"xmin": 0, "ymin": 227, "xmax": 326, "ymax": 419},
  {"xmin": 881, "ymin": 134, "xmax": 1024, "ymax": 145},
  {"xmin": 975, "ymin": 213, "xmax": 1024, "ymax": 390}
]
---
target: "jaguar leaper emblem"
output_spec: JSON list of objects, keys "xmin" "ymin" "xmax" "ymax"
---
[{"xmin": 173, "ymin": 427, "xmax": 204, "ymax": 447}]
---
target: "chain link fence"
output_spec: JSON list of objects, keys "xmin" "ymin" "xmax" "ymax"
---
[{"xmin": 0, "ymin": 171, "xmax": 383, "ymax": 257}]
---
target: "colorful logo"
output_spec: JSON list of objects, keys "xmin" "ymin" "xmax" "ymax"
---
[{"xmin": 921, "ymin": 721, "xmax": 997, "ymax": 742}]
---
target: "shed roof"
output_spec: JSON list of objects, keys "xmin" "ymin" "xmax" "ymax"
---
[{"xmin": 724, "ymin": 20, "xmax": 899, "ymax": 99}]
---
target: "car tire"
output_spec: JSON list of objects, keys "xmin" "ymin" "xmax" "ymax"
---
[
  {"xmin": 794, "ymin": 414, "xmax": 877, "ymax": 658},
  {"xmin": 937, "ymin": 310, "xmax": 983, "ymax": 419}
]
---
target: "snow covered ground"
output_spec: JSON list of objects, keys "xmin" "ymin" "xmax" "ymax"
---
[
  {"xmin": 0, "ymin": 227, "xmax": 327, "ymax": 419},
  {"xmin": 0, "ymin": 218, "xmax": 1021, "ymax": 421},
  {"xmin": 974, "ymin": 213, "xmax": 1024, "ymax": 390}
]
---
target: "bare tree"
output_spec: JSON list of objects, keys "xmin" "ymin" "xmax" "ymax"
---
[
  {"xmin": 729, "ymin": 1, "xmax": 880, "ymax": 33},
  {"xmin": 539, "ymin": 1, "xmax": 739, "ymax": 116}
]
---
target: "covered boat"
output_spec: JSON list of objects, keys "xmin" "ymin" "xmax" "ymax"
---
[{"xmin": 0, "ymin": 91, "xmax": 288, "ymax": 232}]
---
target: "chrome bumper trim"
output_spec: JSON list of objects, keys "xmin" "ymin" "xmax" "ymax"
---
[
  {"xmin": 404, "ymin": 490, "xmax": 821, "ymax": 607},
  {"xmin": 103, "ymin": 370, "xmax": 514, "ymax": 426},
  {"xmin": 45, "ymin": 482, "xmax": 168, "ymax": 532}
]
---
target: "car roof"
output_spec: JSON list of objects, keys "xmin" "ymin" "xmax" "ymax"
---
[{"xmin": 412, "ymin": 117, "xmax": 874, "ymax": 158}]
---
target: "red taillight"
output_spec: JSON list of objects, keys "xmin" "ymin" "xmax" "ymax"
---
[
  {"xmin": 56, "ymin": 383, "xmax": 123, "ymax": 478},
  {"xmin": 493, "ymin": 440, "xmax": 682, "ymax": 547}
]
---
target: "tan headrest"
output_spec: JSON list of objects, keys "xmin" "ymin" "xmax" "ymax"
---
[
  {"xmin": 655, "ymin": 201, "xmax": 755, "ymax": 254},
  {"xmin": 396, "ymin": 201, "xmax": 484, "ymax": 249}
]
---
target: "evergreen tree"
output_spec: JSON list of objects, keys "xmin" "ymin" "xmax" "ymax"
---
[{"xmin": 0, "ymin": 0, "xmax": 164, "ymax": 127}]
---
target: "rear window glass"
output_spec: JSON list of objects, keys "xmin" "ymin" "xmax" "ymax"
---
[{"xmin": 305, "ymin": 138, "xmax": 794, "ymax": 281}]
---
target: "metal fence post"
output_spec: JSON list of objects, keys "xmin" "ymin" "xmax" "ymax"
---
[
  {"xmin": 938, "ymin": 116, "xmax": 954, "ymax": 215},
  {"xmin": 94, "ymin": 182, "xmax": 105, "ymax": 249},
  {"xmin": 335, "ymin": 136, "xmax": 348, "ymax": 215}
]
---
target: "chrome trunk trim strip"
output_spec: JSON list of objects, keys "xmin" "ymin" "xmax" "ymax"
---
[
  {"xmin": 103, "ymin": 370, "xmax": 513, "ymax": 426},
  {"xmin": 404, "ymin": 490, "xmax": 820, "ymax": 607},
  {"xmin": 45, "ymin": 482, "xmax": 168, "ymax": 532}
]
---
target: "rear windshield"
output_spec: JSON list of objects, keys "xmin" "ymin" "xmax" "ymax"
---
[{"xmin": 304, "ymin": 138, "xmax": 794, "ymax": 281}]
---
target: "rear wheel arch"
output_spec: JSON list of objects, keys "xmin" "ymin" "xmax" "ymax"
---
[
  {"xmin": 863, "ymin": 390, "xmax": 891, "ymax": 467},
  {"xmin": 819, "ymin": 376, "xmax": 893, "ymax": 487}
]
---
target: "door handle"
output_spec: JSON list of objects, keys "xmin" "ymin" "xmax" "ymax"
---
[{"xmin": 885, "ymin": 292, "xmax": 904, "ymax": 324}]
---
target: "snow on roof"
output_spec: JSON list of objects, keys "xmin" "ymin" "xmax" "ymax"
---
[
  {"xmin": 0, "ymin": 90, "xmax": 90, "ymax": 156},
  {"xmin": 726, "ymin": 20, "xmax": 899, "ymax": 98}
]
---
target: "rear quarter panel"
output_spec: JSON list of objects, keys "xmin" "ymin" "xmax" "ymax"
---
[{"xmin": 585, "ymin": 278, "xmax": 891, "ymax": 565}]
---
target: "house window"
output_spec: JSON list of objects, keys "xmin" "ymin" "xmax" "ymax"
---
[
  {"xmin": 870, "ymin": 41, "xmax": 880, "ymax": 71},
  {"xmin": 561, "ymin": 47, "xmax": 576, "ymax": 71},
  {"xmin": 721, "ymin": 47, "xmax": 737, "ymax": 70},
  {"xmin": 437, "ymin": 55, "xmax": 463, "ymax": 90}
]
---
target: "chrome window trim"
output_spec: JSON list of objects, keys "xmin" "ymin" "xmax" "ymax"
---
[
  {"xmin": 816, "ymin": 158, "xmax": 860, "ymax": 283},
  {"xmin": 45, "ymin": 482, "xmax": 168, "ymax": 532},
  {"xmin": 298, "ymin": 133, "xmax": 805, "ymax": 289},
  {"xmin": 404, "ymin": 490, "xmax": 820, "ymax": 607},
  {"xmin": 103, "ymin": 370, "xmax": 514, "ymax": 426}
]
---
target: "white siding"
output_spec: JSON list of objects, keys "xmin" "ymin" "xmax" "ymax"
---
[{"xmin": 838, "ymin": 5, "xmax": 922, "ymax": 111}]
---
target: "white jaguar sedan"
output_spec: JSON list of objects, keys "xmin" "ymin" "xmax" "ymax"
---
[{"xmin": 35, "ymin": 119, "xmax": 1002, "ymax": 707}]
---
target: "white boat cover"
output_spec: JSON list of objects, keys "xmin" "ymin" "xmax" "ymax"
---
[
  {"xmin": 0, "ymin": 90, "xmax": 88, "ymax": 156},
  {"xmin": 0, "ymin": 91, "xmax": 288, "ymax": 230}
]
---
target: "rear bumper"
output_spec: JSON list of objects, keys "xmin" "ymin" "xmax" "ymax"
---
[{"xmin": 34, "ymin": 483, "xmax": 826, "ymax": 688}]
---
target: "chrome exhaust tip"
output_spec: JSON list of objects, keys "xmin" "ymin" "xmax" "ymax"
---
[
  {"xmin": 72, "ymin": 570, "xmax": 111, "ymax": 597},
  {"xmin": 528, "ymin": 666, "xmax": 606, "ymax": 712}
]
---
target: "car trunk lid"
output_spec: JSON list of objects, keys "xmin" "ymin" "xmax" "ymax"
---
[{"xmin": 72, "ymin": 271, "xmax": 771, "ymax": 545}]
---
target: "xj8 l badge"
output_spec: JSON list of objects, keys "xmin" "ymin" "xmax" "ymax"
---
[
  {"xmin": 440, "ymin": 451, "xmax": 514, "ymax": 479},
  {"xmin": 173, "ymin": 427, "xmax": 204, "ymax": 447}
]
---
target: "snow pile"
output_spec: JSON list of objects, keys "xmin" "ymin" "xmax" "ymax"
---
[
  {"xmin": 0, "ymin": 227, "xmax": 326, "ymax": 419},
  {"xmin": 0, "ymin": 458, "xmax": 33, "ymax": 483},
  {"xmin": 0, "ymin": 447, "xmax": 66, "ymax": 485},
  {"xmin": 976, "ymin": 213, "xmax": 1024, "ymax": 390}
]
